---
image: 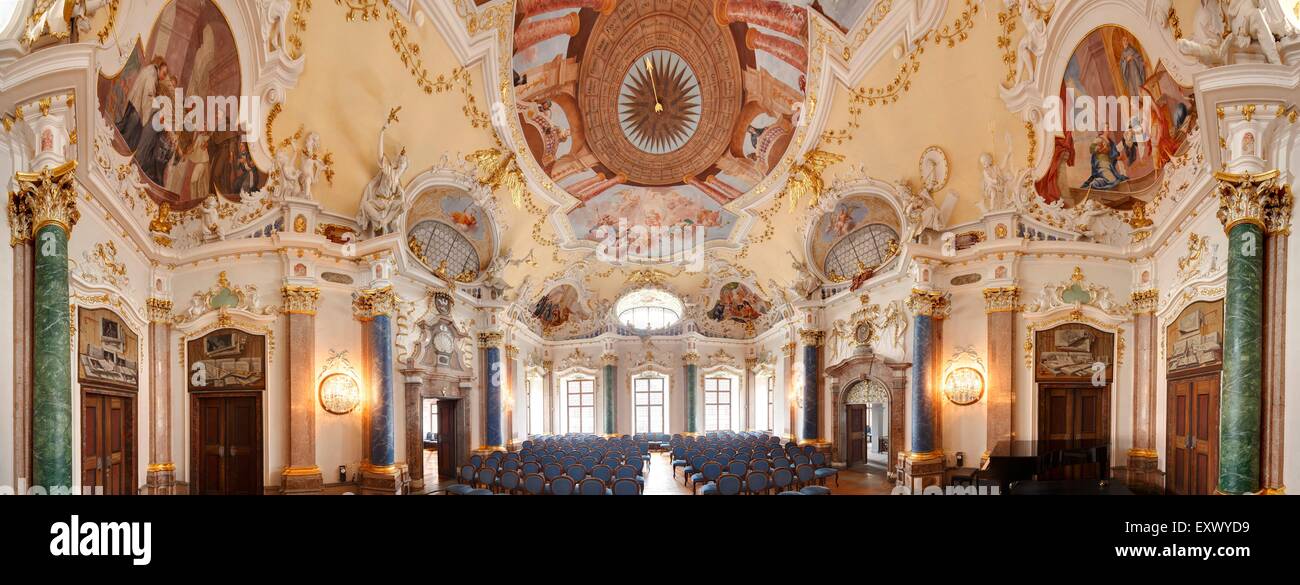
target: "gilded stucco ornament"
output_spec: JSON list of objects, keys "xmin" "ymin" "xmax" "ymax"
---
[{"xmin": 15, "ymin": 160, "xmax": 80, "ymax": 235}]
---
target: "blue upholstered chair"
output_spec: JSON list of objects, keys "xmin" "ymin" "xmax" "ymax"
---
[
  {"xmin": 522, "ymin": 473, "xmax": 546, "ymax": 495},
  {"xmin": 690, "ymin": 461, "xmax": 723, "ymax": 495},
  {"xmin": 444, "ymin": 464, "xmax": 477, "ymax": 495},
  {"xmin": 670, "ymin": 447, "xmax": 689, "ymax": 477},
  {"xmin": 475, "ymin": 468, "xmax": 497, "ymax": 492},
  {"xmin": 683, "ymin": 455, "xmax": 707, "ymax": 485},
  {"xmin": 727, "ymin": 460, "xmax": 748, "ymax": 477},
  {"xmin": 578, "ymin": 478, "xmax": 609, "ymax": 495},
  {"xmin": 811, "ymin": 452, "xmax": 839, "ymax": 486},
  {"xmin": 701, "ymin": 473, "xmax": 743, "ymax": 496},
  {"xmin": 522, "ymin": 461, "xmax": 540, "ymax": 475},
  {"xmin": 565, "ymin": 464, "xmax": 586, "ymax": 482},
  {"xmin": 794, "ymin": 464, "xmax": 831, "ymax": 494},
  {"xmin": 751, "ymin": 459, "xmax": 771, "ymax": 474},
  {"xmin": 543, "ymin": 463, "xmax": 563, "ymax": 481},
  {"xmin": 773, "ymin": 457, "xmax": 790, "ymax": 469},
  {"xmin": 610, "ymin": 477, "xmax": 640, "ymax": 495},
  {"xmin": 591, "ymin": 464, "xmax": 613, "ymax": 483},
  {"xmin": 549, "ymin": 476, "xmax": 575, "ymax": 495},
  {"xmin": 744, "ymin": 470, "xmax": 770, "ymax": 495},
  {"xmin": 771, "ymin": 467, "xmax": 793, "ymax": 493},
  {"xmin": 469, "ymin": 454, "xmax": 483, "ymax": 468},
  {"xmin": 776, "ymin": 490, "xmax": 805, "ymax": 495},
  {"xmin": 502, "ymin": 459, "xmax": 520, "ymax": 472},
  {"xmin": 499, "ymin": 470, "xmax": 521, "ymax": 494},
  {"xmin": 466, "ymin": 488, "xmax": 495, "ymax": 495}
]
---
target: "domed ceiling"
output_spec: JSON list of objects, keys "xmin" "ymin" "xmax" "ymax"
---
[{"xmin": 511, "ymin": 0, "xmax": 818, "ymax": 245}]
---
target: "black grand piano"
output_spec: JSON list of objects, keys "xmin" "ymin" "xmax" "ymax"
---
[{"xmin": 975, "ymin": 439, "xmax": 1111, "ymax": 494}]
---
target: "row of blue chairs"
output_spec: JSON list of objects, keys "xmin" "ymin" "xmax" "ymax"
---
[{"xmin": 440, "ymin": 448, "xmax": 646, "ymax": 495}]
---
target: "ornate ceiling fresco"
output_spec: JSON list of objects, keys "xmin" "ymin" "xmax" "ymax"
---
[
  {"xmin": 96, "ymin": 0, "xmax": 263, "ymax": 211},
  {"xmin": 1035, "ymin": 25, "xmax": 1196, "ymax": 213},
  {"xmin": 511, "ymin": 0, "xmax": 815, "ymax": 245}
]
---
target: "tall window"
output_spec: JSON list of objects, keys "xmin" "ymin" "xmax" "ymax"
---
[
  {"xmin": 566, "ymin": 378, "xmax": 595, "ymax": 434},
  {"xmin": 704, "ymin": 377, "xmax": 733, "ymax": 432},
  {"xmin": 634, "ymin": 376, "xmax": 666, "ymax": 434},
  {"xmin": 766, "ymin": 376, "xmax": 775, "ymax": 432},
  {"xmin": 527, "ymin": 377, "xmax": 544, "ymax": 436}
]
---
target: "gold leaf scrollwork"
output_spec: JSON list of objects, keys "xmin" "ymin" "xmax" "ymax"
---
[{"xmin": 466, "ymin": 148, "xmax": 527, "ymax": 209}]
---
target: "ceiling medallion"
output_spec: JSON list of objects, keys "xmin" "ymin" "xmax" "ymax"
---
[{"xmin": 619, "ymin": 50, "xmax": 701, "ymax": 154}]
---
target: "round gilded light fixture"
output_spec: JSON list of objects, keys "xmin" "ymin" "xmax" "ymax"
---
[
  {"xmin": 943, "ymin": 367, "xmax": 984, "ymax": 406},
  {"xmin": 319, "ymin": 373, "xmax": 361, "ymax": 415}
]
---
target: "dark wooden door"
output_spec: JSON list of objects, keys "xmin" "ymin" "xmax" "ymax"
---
[
  {"xmin": 81, "ymin": 393, "xmax": 133, "ymax": 495},
  {"xmin": 1168, "ymin": 375, "xmax": 1220, "ymax": 495},
  {"xmin": 437, "ymin": 399, "xmax": 457, "ymax": 479},
  {"xmin": 194, "ymin": 395, "xmax": 263, "ymax": 495},
  {"xmin": 847, "ymin": 405, "xmax": 866, "ymax": 465},
  {"xmin": 1040, "ymin": 387, "xmax": 1108, "ymax": 442}
]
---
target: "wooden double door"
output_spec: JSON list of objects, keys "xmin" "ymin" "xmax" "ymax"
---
[
  {"xmin": 1037, "ymin": 385, "xmax": 1110, "ymax": 479},
  {"xmin": 191, "ymin": 394, "xmax": 263, "ymax": 495},
  {"xmin": 81, "ymin": 391, "xmax": 135, "ymax": 495},
  {"xmin": 1167, "ymin": 374, "xmax": 1220, "ymax": 495}
]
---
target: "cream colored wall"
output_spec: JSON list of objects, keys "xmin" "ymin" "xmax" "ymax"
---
[
  {"xmin": 0, "ymin": 139, "xmax": 13, "ymax": 487},
  {"xmin": 314, "ymin": 285, "xmax": 365, "ymax": 485}
]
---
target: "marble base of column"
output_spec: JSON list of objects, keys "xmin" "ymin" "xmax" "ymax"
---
[
  {"xmin": 1125, "ymin": 450, "xmax": 1161, "ymax": 492},
  {"xmin": 281, "ymin": 466, "xmax": 324, "ymax": 494},
  {"xmin": 904, "ymin": 452, "xmax": 945, "ymax": 491},
  {"xmin": 145, "ymin": 464, "xmax": 176, "ymax": 495},
  {"xmin": 359, "ymin": 463, "xmax": 400, "ymax": 495}
]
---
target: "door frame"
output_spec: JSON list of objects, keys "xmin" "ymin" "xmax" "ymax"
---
[
  {"xmin": 189, "ymin": 391, "xmax": 264, "ymax": 495},
  {"xmin": 1035, "ymin": 382, "xmax": 1112, "ymax": 444},
  {"xmin": 1165, "ymin": 368, "xmax": 1222, "ymax": 495},
  {"xmin": 80, "ymin": 387, "xmax": 138, "ymax": 495}
]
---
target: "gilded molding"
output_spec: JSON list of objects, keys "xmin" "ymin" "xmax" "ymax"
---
[
  {"xmin": 146, "ymin": 462, "xmax": 176, "ymax": 473},
  {"xmin": 477, "ymin": 330, "xmax": 504, "ymax": 348},
  {"xmin": 1130, "ymin": 290, "xmax": 1159, "ymax": 315},
  {"xmin": 906, "ymin": 289, "xmax": 951, "ymax": 319},
  {"xmin": 780, "ymin": 342, "xmax": 796, "ymax": 359},
  {"xmin": 982, "ymin": 286, "xmax": 1021, "ymax": 314},
  {"xmin": 505, "ymin": 344, "xmax": 519, "ymax": 359},
  {"xmin": 146, "ymin": 298, "xmax": 174, "ymax": 324},
  {"xmin": 14, "ymin": 160, "xmax": 79, "ymax": 235},
  {"xmin": 352, "ymin": 286, "xmax": 397, "ymax": 320},
  {"xmin": 1127, "ymin": 448, "xmax": 1159, "ymax": 459},
  {"xmin": 798, "ymin": 329, "xmax": 825, "ymax": 347},
  {"xmin": 7, "ymin": 189, "xmax": 32, "ymax": 246},
  {"xmin": 1214, "ymin": 170, "xmax": 1290, "ymax": 234},
  {"xmin": 600, "ymin": 352, "xmax": 618, "ymax": 366},
  {"xmin": 681, "ymin": 352, "xmax": 700, "ymax": 365},
  {"xmin": 282, "ymin": 286, "xmax": 322, "ymax": 315}
]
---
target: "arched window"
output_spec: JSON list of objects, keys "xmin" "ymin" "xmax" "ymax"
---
[
  {"xmin": 615, "ymin": 289, "xmax": 684, "ymax": 331},
  {"xmin": 565, "ymin": 377, "xmax": 595, "ymax": 434},
  {"xmin": 824, "ymin": 223, "xmax": 899, "ymax": 280},
  {"xmin": 633, "ymin": 374, "xmax": 666, "ymax": 434},
  {"xmin": 704, "ymin": 376, "xmax": 733, "ymax": 432},
  {"xmin": 407, "ymin": 220, "xmax": 480, "ymax": 278}
]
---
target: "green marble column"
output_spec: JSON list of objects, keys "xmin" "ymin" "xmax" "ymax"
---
[
  {"xmin": 1219, "ymin": 221, "xmax": 1263, "ymax": 494},
  {"xmin": 603, "ymin": 362, "xmax": 616, "ymax": 435},
  {"xmin": 33, "ymin": 223, "xmax": 72, "ymax": 492},
  {"xmin": 17, "ymin": 161, "xmax": 79, "ymax": 493},
  {"xmin": 684, "ymin": 352, "xmax": 699, "ymax": 433}
]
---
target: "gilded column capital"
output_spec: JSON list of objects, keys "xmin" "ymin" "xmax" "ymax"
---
[
  {"xmin": 282, "ymin": 286, "xmax": 322, "ymax": 316},
  {"xmin": 600, "ymin": 352, "xmax": 618, "ymax": 365},
  {"xmin": 906, "ymin": 289, "xmax": 951, "ymax": 319},
  {"xmin": 352, "ymin": 286, "xmax": 397, "ymax": 320},
  {"xmin": 145, "ymin": 298, "xmax": 174, "ymax": 324},
  {"xmin": 13, "ymin": 160, "xmax": 79, "ymax": 237},
  {"xmin": 745, "ymin": 357, "xmax": 758, "ymax": 369},
  {"xmin": 781, "ymin": 342, "xmax": 796, "ymax": 358},
  {"xmin": 505, "ymin": 344, "xmax": 519, "ymax": 359},
  {"xmin": 1130, "ymin": 289, "xmax": 1159, "ymax": 314},
  {"xmin": 542, "ymin": 360, "xmax": 554, "ymax": 373},
  {"xmin": 1215, "ymin": 170, "xmax": 1291, "ymax": 234},
  {"xmin": 798, "ymin": 329, "xmax": 825, "ymax": 347},
  {"xmin": 477, "ymin": 330, "xmax": 504, "ymax": 348},
  {"xmin": 681, "ymin": 351, "xmax": 700, "ymax": 365},
  {"xmin": 982, "ymin": 286, "xmax": 1021, "ymax": 314}
]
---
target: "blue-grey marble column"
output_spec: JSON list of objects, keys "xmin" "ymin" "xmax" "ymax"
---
[
  {"xmin": 480, "ymin": 331, "xmax": 504, "ymax": 447},
  {"xmin": 799, "ymin": 330, "xmax": 823, "ymax": 442},
  {"xmin": 354, "ymin": 287, "xmax": 398, "ymax": 486},
  {"xmin": 905, "ymin": 289, "xmax": 948, "ymax": 460},
  {"xmin": 16, "ymin": 161, "xmax": 78, "ymax": 493}
]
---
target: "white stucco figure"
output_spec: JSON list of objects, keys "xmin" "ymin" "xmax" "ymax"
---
[{"xmin": 357, "ymin": 116, "xmax": 410, "ymax": 237}]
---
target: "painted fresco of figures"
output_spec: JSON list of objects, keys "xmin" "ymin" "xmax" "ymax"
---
[
  {"xmin": 1036, "ymin": 26, "xmax": 1196, "ymax": 211},
  {"xmin": 532, "ymin": 285, "xmax": 587, "ymax": 329},
  {"xmin": 707, "ymin": 282, "xmax": 770, "ymax": 324},
  {"xmin": 97, "ymin": 0, "xmax": 265, "ymax": 210}
]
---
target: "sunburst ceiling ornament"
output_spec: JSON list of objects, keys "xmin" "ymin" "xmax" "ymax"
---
[{"xmin": 619, "ymin": 50, "xmax": 701, "ymax": 154}]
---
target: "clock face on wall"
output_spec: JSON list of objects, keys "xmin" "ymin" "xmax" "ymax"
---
[{"xmin": 434, "ymin": 331, "xmax": 454, "ymax": 354}]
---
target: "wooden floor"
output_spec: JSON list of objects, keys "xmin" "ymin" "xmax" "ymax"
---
[{"xmin": 421, "ymin": 450, "xmax": 896, "ymax": 495}]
